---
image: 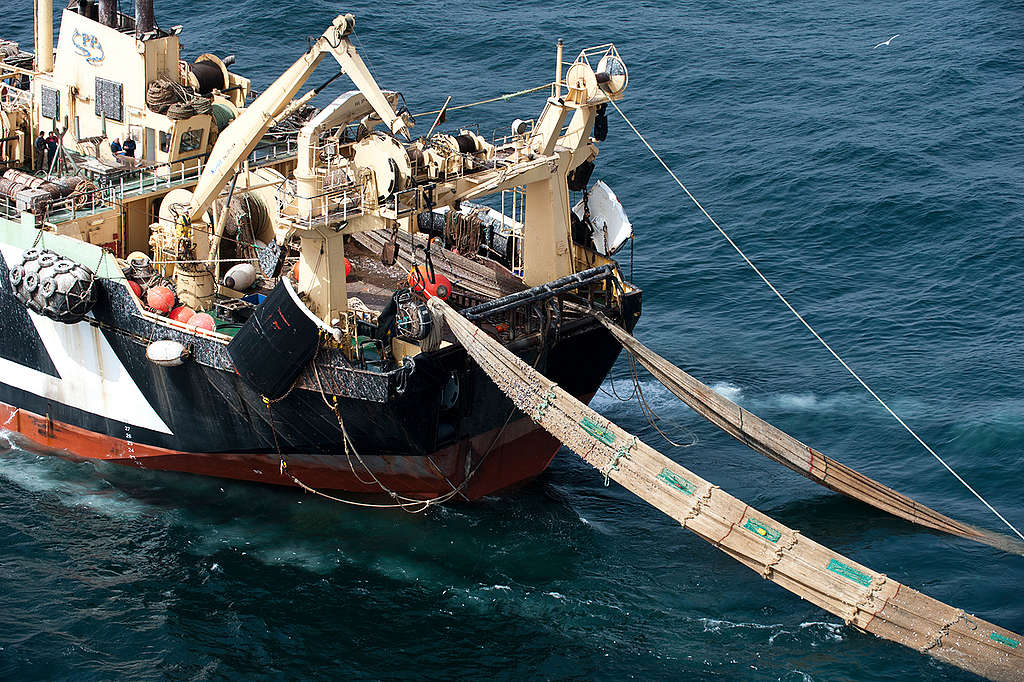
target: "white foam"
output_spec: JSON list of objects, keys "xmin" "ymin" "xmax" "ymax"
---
[
  {"xmin": 775, "ymin": 393, "xmax": 819, "ymax": 410},
  {"xmin": 799, "ymin": 620, "xmax": 845, "ymax": 643},
  {"xmin": 710, "ymin": 381, "xmax": 744, "ymax": 402},
  {"xmin": 700, "ymin": 617, "xmax": 784, "ymax": 632},
  {"xmin": 0, "ymin": 453, "xmax": 147, "ymax": 519},
  {"xmin": 254, "ymin": 545, "xmax": 341, "ymax": 574}
]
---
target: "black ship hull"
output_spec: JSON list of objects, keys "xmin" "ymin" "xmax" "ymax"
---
[{"xmin": 0, "ymin": 248, "xmax": 642, "ymax": 499}]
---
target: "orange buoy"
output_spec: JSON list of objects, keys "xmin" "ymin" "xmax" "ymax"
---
[
  {"xmin": 189, "ymin": 312, "xmax": 216, "ymax": 331},
  {"xmin": 128, "ymin": 281, "xmax": 142, "ymax": 298},
  {"xmin": 146, "ymin": 285, "xmax": 175, "ymax": 313},
  {"xmin": 168, "ymin": 305, "xmax": 196, "ymax": 323},
  {"xmin": 408, "ymin": 265, "xmax": 452, "ymax": 300}
]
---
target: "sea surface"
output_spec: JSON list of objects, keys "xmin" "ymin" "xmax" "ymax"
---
[{"xmin": 3, "ymin": 1, "xmax": 1023, "ymax": 679}]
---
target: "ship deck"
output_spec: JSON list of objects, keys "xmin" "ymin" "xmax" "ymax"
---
[{"xmin": 0, "ymin": 135, "xmax": 297, "ymax": 225}]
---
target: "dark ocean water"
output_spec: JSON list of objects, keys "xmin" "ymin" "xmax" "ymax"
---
[{"xmin": 3, "ymin": 1, "xmax": 1023, "ymax": 679}]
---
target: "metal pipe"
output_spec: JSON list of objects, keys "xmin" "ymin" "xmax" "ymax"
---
[
  {"xmin": 34, "ymin": 0, "xmax": 54, "ymax": 73},
  {"xmin": 462, "ymin": 265, "xmax": 614, "ymax": 320},
  {"xmin": 135, "ymin": 0, "xmax": 155, "ymax": 34},
  {"xmin": 554, "ymin": 39, "xmax": 563, "ymax": 98},
  {"xmin": 99, "ymin": 0, "xmax": 118, "ymax": 28}
]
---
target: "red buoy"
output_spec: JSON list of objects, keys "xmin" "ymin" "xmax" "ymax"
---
[
  {"xmin": 345, "ymin": 257, "xmax": 352, "ymax": 278},
  {"xmin": 128, "ymin": 281, "xmax": 142, "ymax": 298},
  {"xmin": 168, "ymin": 305, "xmax": 196, "ymax": 323},
  {"xmin": 408, "ymin": 266, "xmax": 452, "ymax": 300},
  {"xmin": 189, "ymin": 312, "xmax": 216, "ymax": 331},
  {"xmin": 146, "ymin": 285, "xmax": 175, "ymax": 313}
]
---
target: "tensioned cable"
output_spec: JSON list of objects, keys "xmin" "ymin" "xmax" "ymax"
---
[
  {"xmin": 607, "ymin": 98, "xmax": 1024, "ymax": 543},
  {"xmin": 413, "ymin": 83, "xmax": 554, "ymax": 119}
]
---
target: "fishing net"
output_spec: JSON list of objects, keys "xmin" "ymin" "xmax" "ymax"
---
[{"xmin": 430, "ymin": 297, "xmax": 1024, "ymax": 681}]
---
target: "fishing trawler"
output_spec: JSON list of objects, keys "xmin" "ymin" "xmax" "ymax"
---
[
  {"xmin": 4, "ymin": 3, "xmax": 1024, "ymax": 679},
  {"xmin": 0, "ymin": 1, "xmax": 640, "ymax": 500}
]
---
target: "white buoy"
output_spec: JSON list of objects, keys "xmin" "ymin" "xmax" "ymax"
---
[
  {"xmin": 222, "ymin": 263, "xmax": 257, "ymax": 291},
  {"xmin": 146, "ymin": 339, "xmax": 187, "ymax": 367}
]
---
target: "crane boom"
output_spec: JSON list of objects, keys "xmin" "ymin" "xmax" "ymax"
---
[{"xmin": 183, "ymin": 13, "xmax": 407, "ymax": 227}]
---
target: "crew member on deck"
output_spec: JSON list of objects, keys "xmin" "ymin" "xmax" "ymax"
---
[
  {"xmin": 45, "ymin": 131, "xmax": 57, "ymax": 171},
  {"xmin": 122, "ymin": 136, "xmax": 136, "ymax": 158},
  {"xmin": 110, "ymin": 138, "xmax": 122, "ymax": 156},
  {"xmin": 33, "ymin": 131, "xmax": 46, "ymax": 170}
]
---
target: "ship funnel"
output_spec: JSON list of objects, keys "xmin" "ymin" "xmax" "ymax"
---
[
  {"xmin": 34, "ymin": 0, "xmax": 54, "ymax": 72},
  {"xmin": 135, "ymin": 0, "xmax": 155, "ymax": 34},
  {"xmin": 99, "ymin": 0, "xmax": 118, "ymax": 28}
]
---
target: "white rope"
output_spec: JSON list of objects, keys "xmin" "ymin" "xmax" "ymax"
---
[{"xmin": 608, "ymin": 98, "xmax": 1024, "ymax": 543}]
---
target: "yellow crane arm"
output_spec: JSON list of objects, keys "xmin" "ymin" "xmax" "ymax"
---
[{"xmin": 184, "ymin": 13, "xmax": 407, "ymax": 227}]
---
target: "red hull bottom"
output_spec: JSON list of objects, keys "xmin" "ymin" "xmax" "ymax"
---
[{"xmin": 0, "ymin": 401, "xmax": 583, "ymax": 501}]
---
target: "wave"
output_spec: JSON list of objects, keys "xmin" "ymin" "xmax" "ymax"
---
[
  {"xmin": 598, "ymin": 376, "xmax": 907, "ymax": 420},
  {"xmin": 699, "ymin": 617, "xmax": 845, "ymax": 647},
  {"xmin": 710, "ymin": 381, "xmax": 744, "ymax": 402}
]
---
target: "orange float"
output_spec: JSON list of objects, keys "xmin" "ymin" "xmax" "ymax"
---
[
  {"xmin": 168, "ymin": 306, "xmax": 196, "ymax": 323},
  {"xmin": 146, "ymin": 285, "xmax": 175, "ymax": 313},
  {"xmin": 408, "ymin": 265, "xmax": 451, "ymax": 300},
  {"xmin": 189, "ymin": 312, "xmax": 216, "ymax": 331}
]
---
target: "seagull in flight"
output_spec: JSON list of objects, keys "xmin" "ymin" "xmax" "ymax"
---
[{"xmin": 874, "ymin": 34, "xmax": 900, "ymax": 48}]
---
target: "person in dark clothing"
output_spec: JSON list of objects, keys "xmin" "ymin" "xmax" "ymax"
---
[
  {"xmin": 45, "ymin": 132, "xmax": 58, "ymax": 171},
  {"xmin": 33, "ymin": 131, "xmax": 46, "ymax": 170},
  {"xmin": 121, "ymin": 136, "xmax": 136, "ymax": 158},
  {"xmin": 110, "ymin": 138, "xmax": 122, "ymax": 156}
]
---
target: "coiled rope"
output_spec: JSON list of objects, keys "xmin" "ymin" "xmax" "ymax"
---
[
  {"xmin": 146, "ymin": 78, "xmax": 213, "ymax": 120},
  {"xmin": 607, "ymin": 98, "xmax": 1024, "ymax": 543}
]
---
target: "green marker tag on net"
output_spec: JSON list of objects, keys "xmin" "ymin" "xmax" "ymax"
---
[
  {"xmin": 990, "ymin": 632, "xmax": 1020, "ymax": 649},
  {"xmin": 826, "ymin": 558, "xmax": 873, "ymax": 587},
  {"xmin": 657, "ymin": 468, "xmax": 695, "ymax": 495},
  {"xmin": 743, "ymin": 517, "xmax": 781, "ymax": 543},
  {"xmin": 580, "ymin": 417, "xmax": 617, "ymax": 446}
]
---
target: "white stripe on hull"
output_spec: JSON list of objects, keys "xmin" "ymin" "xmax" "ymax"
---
[{"xmin": 0, "ymin": 244, "xmax": 172, "ymax": 435}]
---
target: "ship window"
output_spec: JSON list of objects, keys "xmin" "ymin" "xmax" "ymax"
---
[
  {"xmin": 179, "ymin": 129, "xmax": 202, "ymax": 153},
  {"xmin": 145, "ymin": 128, "xmax": 156, "ymax": 161},
  {"xmin": 149, "ymin": 197, "xmax": 162, "ymax": 226},
  {"xmin": 41, "ymin": 86, "xmax": 59, "ymax": 120},
  {"xmin": 94, "ymin": 77, "xmax": 123, "ymax": 122}
]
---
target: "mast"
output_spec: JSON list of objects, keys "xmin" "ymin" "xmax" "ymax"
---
[
  {"xmin": 98, "ymin": 0, "xmax": 117, "ymax": 28},
  {"xmin": 34, "ymin": 0, "xmax": 53, "ymax": 73},
  {"xmin": 136, "ymin": 0, "xmax": 155, "ymax": 34}
]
